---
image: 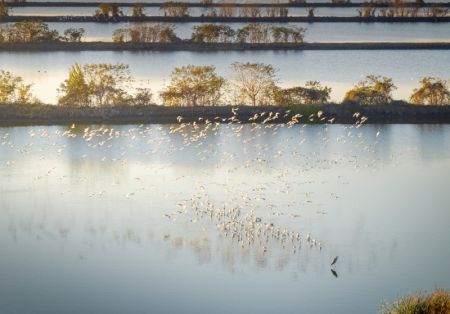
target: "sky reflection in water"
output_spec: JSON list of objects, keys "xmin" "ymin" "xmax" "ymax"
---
[{"xmin": 0, "ymin": 123, "xmax": 450, "ymax": 314}]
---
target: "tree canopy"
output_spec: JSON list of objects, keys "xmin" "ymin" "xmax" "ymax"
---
[
  {"xmin": 274, "ymin": 81, "xmax": 332, "ymax": 106},
  {"xmin": 0, "ymin": 20, "xmax": 59, "ymax": 43},
  {"xmin": 113, "ymin": 24, "xmax": 178, "ymax": 43},
  {"xmin": 410, "ymin": 77, "xmax": 450, "ymax": 106},
  {"xmin": 0, "ymin": 70, "xmax": 39, "ymax": 105},
  {"xmin": 231, "ymin": 62, "xmax": 278, "ymax": 106},
  {"xmin": 344, "ymin": 75, "xmax": 397, "ymax": 105},
  {"xmin": 58, "ymin": 63, "xmax": 152, "ymax": 107},
  {"xmin": 161, "ymin": 65, "xmax": 225, "ymax": 107}
]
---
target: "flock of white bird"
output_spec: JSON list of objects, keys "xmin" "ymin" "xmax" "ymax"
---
[{"xmin": 1, "ymin": 110, "xmax": 382, "ymax": 271}]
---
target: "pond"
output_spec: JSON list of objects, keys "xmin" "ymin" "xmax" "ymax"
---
[
  {"xmin": 1, "ymin": 123, "xmax": 450, "ymax": 314},
  {"xmin": 25, "ymin": 22, "xmax": 450, "ymax": 43},
  {"xmin": 12, "ymin": 6, "xmax": 447, "ymax": 17},
  {"xmin": 0, "ymin": 50, "xmax": 449, "ymax": 103}
]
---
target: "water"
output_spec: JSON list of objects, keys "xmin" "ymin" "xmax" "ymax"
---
[
  {"xmin": 12, "ymin": 6, "xmax": 444, "ymax": 17},
  {"xmin": 11, "ymin": 7, "xmax": 358, "ymax": 17},
  {"xmin": 0, "ymin": 123, "xmax": 450, "ymax": 314},
  {"xmin": 18, "ymin": 22, "xmax": 449, "ymax": 43},
  {"xmin": 9, "ymin": 6, "xmax": 450, "ymax": 17},
  {"xmin": 0, "ymin": 50, "xmax": 449, "ymax": 103},
  {"xmin": 17, "ymin": 0, "xmax": 450, "ymax": 3}
]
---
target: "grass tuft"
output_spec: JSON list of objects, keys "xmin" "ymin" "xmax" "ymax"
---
[{"xmin": 380, "ymin": 289, "xmax": 450, "ymax": 314}]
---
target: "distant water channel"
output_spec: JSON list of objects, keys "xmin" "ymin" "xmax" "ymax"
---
[
  {"xmin": 0, "ymin": 50, "xmax": 449, "ymax": 103},
  {"xmin": 1, "ymin": 124, "xmax": 450, "ymax": 314},
  {"xmin": 32, "ymin": 22, "xmax": 450, "ymax": 43}
]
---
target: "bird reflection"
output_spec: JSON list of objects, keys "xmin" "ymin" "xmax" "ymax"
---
[
  {"xmin": 331, "ymin": 269, "xmax": 338, "ymax": 278},
  {"xmin": 0, "ymin": 112, "xmax": 392, "ymax": 277}
]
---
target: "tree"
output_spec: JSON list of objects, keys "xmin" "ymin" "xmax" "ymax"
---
[
  {"xmin": 128, "ymin": 88, "xmax": 154, "ymax": 106},
  {"xmin": 94, "ymin": 3, "xmax": 123, "ymax": 18},
  {"xmin": 410, "ymin": 77, "xmax": 450, "ymax": 105},
  {"xmin": 58, "ymin": 63, "xmax": 132, "ymax": 107},
  {"xmin": 58, "ymin": 63, "xmax": 90, "ymax": 107},
  {"xmin": 63, "ymin": 28, "xmax": 85, "ymax": 42},
  {"xmin": 274, "ymin": 81, "xmax": 331, "ymax": 105},
  {"xmin": 191, "ymin": 24, "xmax": 235, "ymax": 43},
  {"xmin": 83, "ymin": 63, "xmax": 130, "ymax": 106},
  {"xmin": 160, "ymin": 2, "xmax": 189, "ymax": 17},
  {"xmin": 112, "ymin": 24, "xmax": 178, "ymax": 43},
  {"xmin": 161, "ymin": 65, "xmax": 225, "ymax": 107},
  {"xmin": 230, "ymin": 62, "xmax": 278, "ymax": 106},
  {"xmin": 0, "ymin": 1, "xmax": 9, "ymax": 21},
  {"xmin": 132, "ymin": 3, "xmax": 145, "ymax": 17},
  {"xmin": 0, "ymin": 70, "xmax": 39, "ymax": 104},
  {"xmin": 344, "ymin": 75, "xmax": 397, "ymax": 105},
  {"xmin": 0, "ymin": 20, "xmax": 59, "ymax": 43},
  {"xmin": 237, "ymin": 23, "xmax": 270, "ymax": 43}
]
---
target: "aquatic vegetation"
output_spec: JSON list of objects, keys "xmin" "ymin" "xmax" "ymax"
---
[{"xmin": 380, "ymin": 289, "xmax": 450, "ymax": 314}]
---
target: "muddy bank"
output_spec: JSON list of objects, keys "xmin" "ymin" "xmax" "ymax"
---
[
  {"xmin": 6, "ymin": 1, "xmax": 450, "ymax": 7},
  {"xmin": 1, "ymin": 104, "xmax": 450, "ymax": 126},
  {"xmin": 1, "ymin": 41, "xmax": 449, "ymax": 51},
  {"xmin": 3, "ymin": 15, "xmax": 450, "ymax": 23}
]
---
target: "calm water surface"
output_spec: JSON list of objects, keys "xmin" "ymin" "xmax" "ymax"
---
[
  {"xmin": 13, "ymin": 7, "xmax": 448, "ymax": 17},
  {"xmin": 26, "ymin": 22, "xmax": 450, "ymax": 43},
  {"xmin": 0, "ymin": 50, "xmax": 449, "ymax": 103},
  {"xmin": 0, "ymin": 123, "xmax": 450, "ymax": 314}
]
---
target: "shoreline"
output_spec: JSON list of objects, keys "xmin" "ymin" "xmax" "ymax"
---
[
  {"xmin": 1, "ymin": 104, "xmax": 450, "ymax": 126},
  {"xmin": 3, "ymin": 16, "xmax": 450, "ymax": 23},
  {"xmin": 6, "ymin": 1, "xmax": 450, "ymax": 8},
  {"xmin": 1, "ymin": 42, "xmax": 450, "ymax": 51}
]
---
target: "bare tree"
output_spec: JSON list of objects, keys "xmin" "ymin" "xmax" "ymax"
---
[{"xmin": 230, "ymin": 62, "xmax": 278, "ymax": 106}]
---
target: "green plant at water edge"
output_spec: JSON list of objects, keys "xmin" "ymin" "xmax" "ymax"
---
[
  {"xmin": 0, "ymin": 70, "xmax": 40, "ymax": 105},
  {"xmin": 410, "ymin": 77, "xmax": 450, "ymax": 106},
  {"xmin": 343, "ymin": 75, "xmax": 397, "ymax": 105},
  {"xmin": 380, "ymin": 288, "xmax": 450, "ymax": 314},
  {"xmin": 161, "ymin": 65, "xmax": 225, "ymax": 107}
]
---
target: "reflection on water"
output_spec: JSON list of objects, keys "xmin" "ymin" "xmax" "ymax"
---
[
  {"xmin": 0, "ymin": 123, "xmax": 450, "ymax": 314},
  {"xmin": 31, "ymin": 22, "xmax": 450, "ymax": 43},
  {"xmin": 1, "ymin": 50, "xmax": 449, "ymax": 104},
  {"xmin": 11, "ymin": 7, "xmax": 449, "ymax": 17}
]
